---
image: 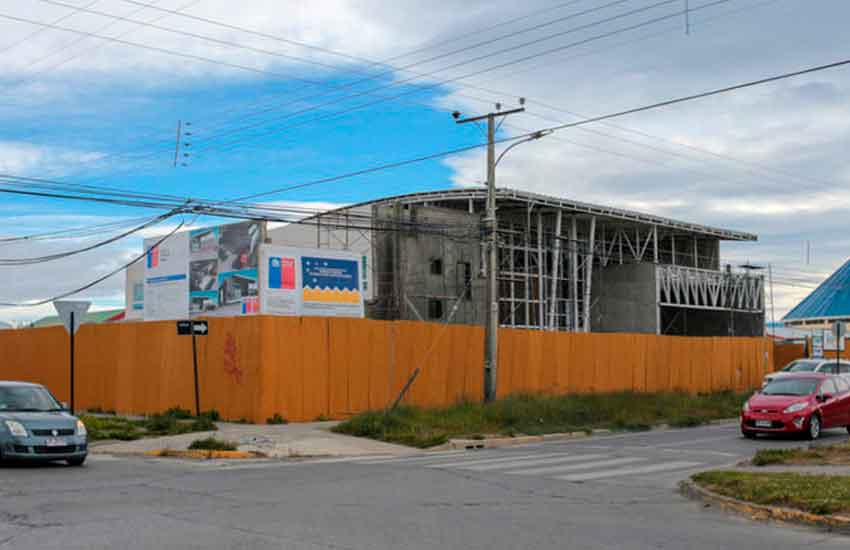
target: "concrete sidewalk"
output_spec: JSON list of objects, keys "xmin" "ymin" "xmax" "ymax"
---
[{"xmin": 91, "ymin": 421, "xmax": 413, "ymax": 459}]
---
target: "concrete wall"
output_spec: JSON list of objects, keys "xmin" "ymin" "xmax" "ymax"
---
[
  {"xmin": 372, "ymin": 204, "xmax": 486, "ymax": 325},
  {"xmin": 590, "ymin": 262, "xmax": 659, "ymax": 334}
]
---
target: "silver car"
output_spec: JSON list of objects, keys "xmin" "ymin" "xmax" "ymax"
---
[
  {"xmin": 763, "ymin": 359, "xmax": 850, "ymax": 387},
  {"xmin": 0, "ymin": 381, "xmax": 88, "ymax": 466}
]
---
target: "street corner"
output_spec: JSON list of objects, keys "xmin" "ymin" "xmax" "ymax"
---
[
  {"xmin": 144, "ymin": 448, "xmax": 268, "ymax": 460},
  {"xmin": 679, "ymin": 474, "xmax": 850, "ymax": 536}
]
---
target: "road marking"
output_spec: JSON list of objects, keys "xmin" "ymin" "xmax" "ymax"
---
[
  {"xmin": 426, "ymin": 452, "xmax": 568, "ymax": 469},
  {"xmin": 504, "ymin": 457, "xmax": 645, "ymax": 476},
  {"xmin": 609, "ymin": 445, "xmax": 738, "ymax": 457},
  {"xmin": 654, "ymin": 435, "xmax": 737, "ymax": 448},
  {"xmin": 358, "ymin": 451, "xmax": 471, "ymax": 464},
  {"xmin": 556, "ymin": 461, "xmax": 702, "ymax": 481},
  {"xmin": 300, "ymin": 454, "xmax": 402, "ymax": 464},
  {"xmin": 461, "ymin": 454, "xmax": 608, "ymax": 472}
]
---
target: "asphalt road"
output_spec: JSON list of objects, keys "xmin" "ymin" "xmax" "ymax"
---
[{"xmin": 2, "ymin": 423, "xmax": 849, "ymax": 549}]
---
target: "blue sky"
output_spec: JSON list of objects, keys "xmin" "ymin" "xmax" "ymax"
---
[{"xmin": 1, "ymin": 0, "xmax": 850, "ymax": 322}]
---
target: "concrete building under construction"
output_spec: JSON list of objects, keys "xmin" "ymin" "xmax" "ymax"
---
[{"xmin": 269, "ymin": 188, "xmax": 765, "ymax": 336}]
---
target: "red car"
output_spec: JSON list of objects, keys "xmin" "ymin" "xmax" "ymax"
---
[{"xmin": 741, "ymin": 373, "xmax": 850, "ymax": 440}]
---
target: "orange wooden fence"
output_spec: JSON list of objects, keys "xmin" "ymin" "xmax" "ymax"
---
[
  {"xmin": 0, "ymin": 316, "xmax": 773, "ymax": 422},
  {"xmin": 773, "ymin": 341, "xmax": 806, "ymax": 370}
]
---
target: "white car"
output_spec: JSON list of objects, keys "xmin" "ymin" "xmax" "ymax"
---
[{"xmin": 763, "ymin": 358, "xmax": 850, "ymax": 387}]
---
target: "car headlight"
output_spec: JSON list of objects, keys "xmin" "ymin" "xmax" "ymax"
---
[
  {"xmin": 76, "ymin": 419, "xmax": 87, "ymax": 437},
  {"xmin": 742, "ymin": 401, "xmax": 750, "ymax": 413},
  {"xmin": 4, "ymin": 420, "xmax": 28, "ymax": 437},
  {"xmin": 783, "ymin": 402, "xmax": 808, "ymax": 414}
]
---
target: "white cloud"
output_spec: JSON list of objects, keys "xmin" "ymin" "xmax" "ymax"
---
[{"xmin": 0, "ymin": 141, "xmax": 105, "ymax": 177}]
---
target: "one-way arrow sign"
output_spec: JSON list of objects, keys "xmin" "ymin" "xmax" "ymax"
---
[
  {"xmin": 177, "ymin": 320, "xmax": 208, "ymax": 336},
  {"xmin": 176, "ymin": 320, "xmax": 207, "ymax": 416}
]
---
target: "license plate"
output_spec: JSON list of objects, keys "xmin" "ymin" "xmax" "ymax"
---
[
  {"xmin": 755, "ymin": 420, "xmax": 773, "ymax": 428},
  {"xmin": 45, "ymin": 437, "xmax": 66, "ymax": 447}
]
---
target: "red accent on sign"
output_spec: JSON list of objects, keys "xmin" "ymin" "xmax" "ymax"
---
[{"xmin": 280, "ymin": 258, "xmax": 296, "ymax": 290}]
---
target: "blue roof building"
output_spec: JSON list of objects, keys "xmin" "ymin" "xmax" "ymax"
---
[{"xmin": 783, "ymin": 259, "xmax": 850, "ymax": 326}]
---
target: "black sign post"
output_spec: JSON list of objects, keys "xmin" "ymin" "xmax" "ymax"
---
[
  {"xmin": 177, "ymin": 320, "xmax": 208, "ymax": 416},
  {"xmin": 53, "ymin": 300, "xmax": 89, "ymax": 415},
  {"xmin": 70, "ymin": 312, "xmax": 75, "ymax": 414}
]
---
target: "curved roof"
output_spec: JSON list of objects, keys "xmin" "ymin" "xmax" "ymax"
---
[
  {"xmin": 783, "ymin": 259, "xmax": 850, "ymax": 323},
  {"xmin": 362, "ymin": 188, "xmax": 757, "ymax": 241}
]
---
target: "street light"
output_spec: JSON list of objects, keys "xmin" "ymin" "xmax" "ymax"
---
[{"xmin": 455, "ymin": 107, "xmax": 551, "ymax": 402}]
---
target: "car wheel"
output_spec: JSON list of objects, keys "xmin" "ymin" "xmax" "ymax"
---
[
  {"xmin": 806, "ymin": 415, "xmax": 821, "ymax": 441},
  {"xmin": 742, "ymin": 430, "xmax": 757, "ymax": 439},
  {"xmin": 66, "ymin": 456, "xmax": 86, "ymax": 467}
]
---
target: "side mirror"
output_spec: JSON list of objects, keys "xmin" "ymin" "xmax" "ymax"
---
[
  {"xmin": 60, "ymin": 402, "xmax": 69, "ymax": 411},
  {"xmin": 818, "ymin": 393, "xmax": 833, "ymax": 403}
]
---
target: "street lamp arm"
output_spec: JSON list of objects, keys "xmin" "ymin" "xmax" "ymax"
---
[{"xmin": 494, "ymin": 130, "xmax": 552, "ymax": 167}]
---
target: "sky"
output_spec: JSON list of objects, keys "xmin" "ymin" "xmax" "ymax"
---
[{"xmin": 0, "ymin": 0, "xmax": 848, "ymax": 324}]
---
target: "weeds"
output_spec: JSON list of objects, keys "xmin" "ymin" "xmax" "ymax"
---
[
  {"xmin": 267, "ymin": 413, "xmax": 288, "ymax": 425},
  {"xmin": 333, "ymin": 391, "xmax": 748, "ymax": 448},
  {"xmin": 693, "ymin": 471, "xmax": 850, "ymax": 516},
  {"xmin": 80, "ymin": 406, "xmax": 219, "ymax": 441}
]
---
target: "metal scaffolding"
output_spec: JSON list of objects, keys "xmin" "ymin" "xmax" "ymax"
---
[{"xmin": 294, "ymin": 187, "xmax": 764, "ymax": 336}]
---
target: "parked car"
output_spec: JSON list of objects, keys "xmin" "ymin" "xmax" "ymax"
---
[
  {"xmin": 741, "ymin": 373, "xmax": 850, "ymax": 440},
  {"xmin": 762, "ymin": 358, "xmax": 850, "ymax": 387},
  {"xmin": 0, "ymin": 381, "xmax": 88, "ymax": 466}
]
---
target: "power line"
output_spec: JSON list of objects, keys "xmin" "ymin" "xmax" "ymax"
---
[
  {"xmin": 0, "ymin": 208, "xmax": 180, "ymax": 266},
  {"xmin": 4, "ymin": 54, "xmax": 848, "ymax": 224},
  {"xmin": 194, "ymin": 1, "xmax": 729, "ymax": 157},
  {"xmin": 0, "ymin": 214, "xmax": 159, "ymax": 245},
  {"xmin": 0, "ymin": 216, "xmax": 186, "ymax": 307},
  {"xmin": 3, "ymin": 0, "xmax": 167, "ymax": 92},
  {"xmin": 0, "ymin": 0, "xmax": 100, "ymax": 57}
]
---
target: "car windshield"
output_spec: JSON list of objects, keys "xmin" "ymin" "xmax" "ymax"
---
[
  {"xmin": 0, "ymin": 386, "xmax": 61, "ymax": 412},
  {"xmin": 785, "ymin": 361, "xmax": 820, "ymax": 373},
  {"xmin": 761, "ymin": 378, "xmax": 819, "ymax": 396}
]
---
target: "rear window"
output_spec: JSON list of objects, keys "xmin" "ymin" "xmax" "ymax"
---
[
  {"xmin": 786, "ymin": 361, "xmax": 820, "ymax": 373},
  {"xmin": 761, "ymin": 378, "xmax": 819, "ymax": 396}
]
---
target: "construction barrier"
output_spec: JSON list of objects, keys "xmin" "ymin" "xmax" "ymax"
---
[
  {"xmin": 0, "ymin": 316, "xmax": 773, "ymax": 422},
  {"xmin": 773, "ymin": 341, "xmax": 806, "ymax": 370}
]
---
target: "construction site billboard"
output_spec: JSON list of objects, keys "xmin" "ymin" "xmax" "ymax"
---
[{"xmin": 259, "ymin": 245, "xmax": 364, "ymax": 318}]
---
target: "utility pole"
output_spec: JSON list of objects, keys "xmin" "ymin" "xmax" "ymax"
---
[
  {"xmin": 453, "ymin": 102, "xmax": 545, "ymax": 402},
  {"xmin": 768, "ymin": 263, "xmax": 776, "ymax": 333}
]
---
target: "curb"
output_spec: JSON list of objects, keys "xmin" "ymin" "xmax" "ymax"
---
[
  {"xmin": 433, "ymin": 418, "xmax": 740, "ymax": 451},
  {"xmin": 679, "ymin": 478, "xmax": 850, "ymax": 535},
  {"xmin": 144, "ymin": 449, "xmax": 267, "ymax": 460}
]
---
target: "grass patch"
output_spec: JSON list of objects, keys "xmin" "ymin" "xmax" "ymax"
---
[
  {"xmin": 266, "ymin": 413, "xmax": 288, "ymax": 425},
  {"xmin": 693, "ymin": 471, "xmax": 850, "ymax": 516},
  {"xmin": 752, "ymin": 442, "xmax": 850, "ymax": 466},
  {"xmin": 80, "ymin": 407, "xmax": 219, "ymax": 441},
  {"xmin": 79, "ymin": 415, "xmax": 145, "ymax": 441},
  {"xmin": 188, "ymin": 437, "xmax": 238, "ymax": 451},
  {"xmin": 332, "ymin": 391, "xmax": 747, "ymax": 448}
]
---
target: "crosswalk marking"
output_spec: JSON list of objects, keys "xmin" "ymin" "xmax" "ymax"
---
[
  {"xmin": 460, "ymin": 454, "xmax": 607, "ymax": 472},
  {"xmin": 358, "ymin": 451, "xmax": 470, "ymax": 464},
  {"xmin": 426, "ymin": 453, "xmax": 568, "ymax": 470},
  {"xmin": 504, "ymin": 457, "xmax": 646, "ymax": 476},
  {"xmin": 555, "ymin": 461, "xmax": 702, "ymax": 482}
]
